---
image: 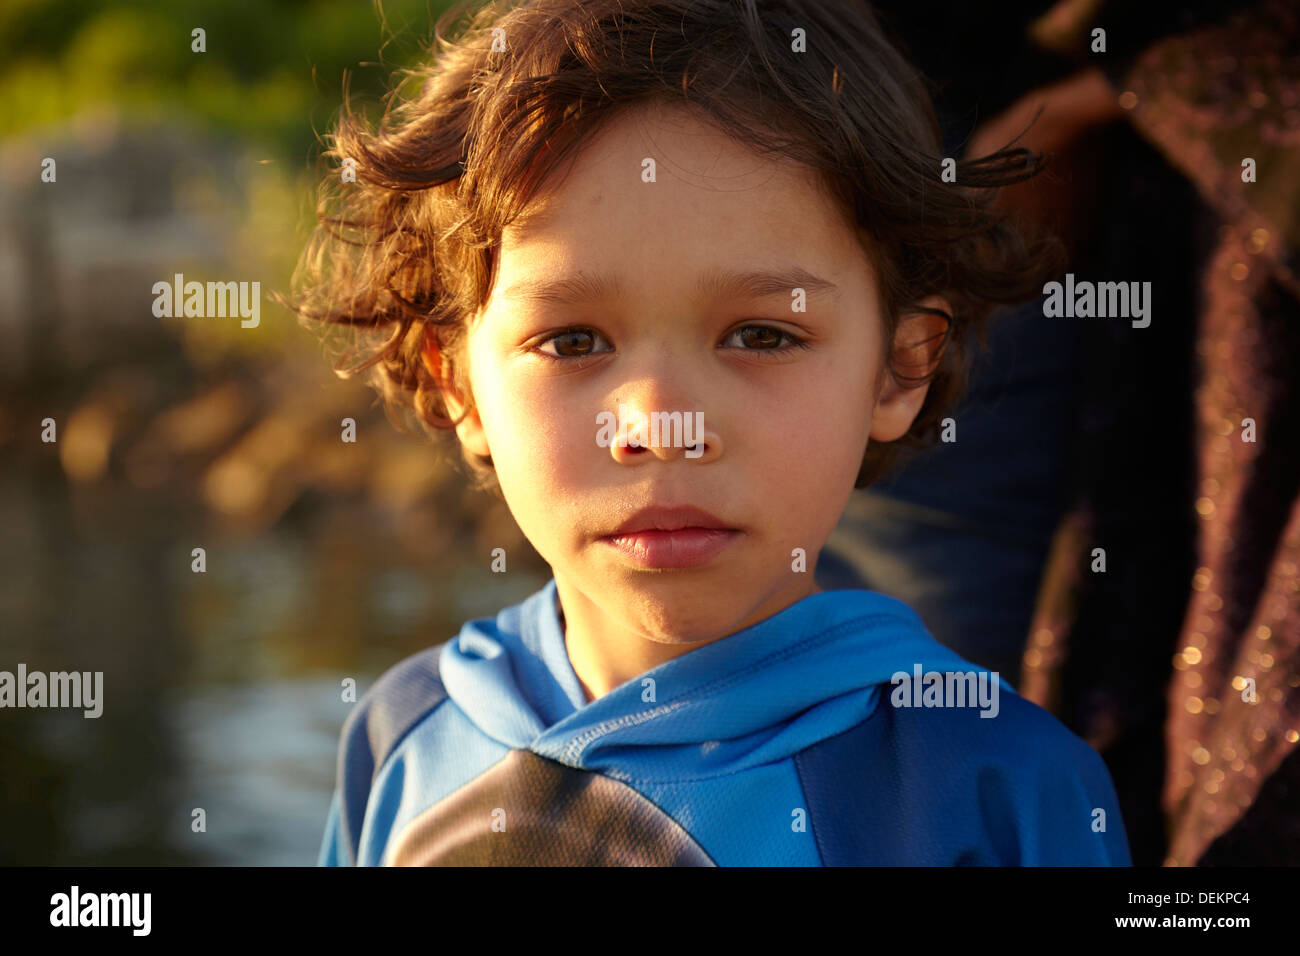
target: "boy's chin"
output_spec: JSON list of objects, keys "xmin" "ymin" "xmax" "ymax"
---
[{"xmin": 591, "ymin": 570, "xmax": 781, "ymax": 643}]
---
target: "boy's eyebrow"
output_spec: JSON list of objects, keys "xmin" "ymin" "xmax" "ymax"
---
[{"xmin": 502, "ymin": 265, "xmax": 840, "ymax": 305}]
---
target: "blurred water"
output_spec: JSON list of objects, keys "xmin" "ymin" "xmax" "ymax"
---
[
  {"xmin": 165, "ymin": 677, "xmax": 348, "ymax": 865},
  {"xmin": 0, "ymin": 10, "xmax": 550, "ymax": 867},
  {"xmin": 0, "ymin": 437, "xmax": 550, "ymax": 865}
]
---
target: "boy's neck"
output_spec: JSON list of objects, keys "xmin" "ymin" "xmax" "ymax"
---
[{"xmin": 556, "ymin": 578, "xmax": 823, "ymax": 704}]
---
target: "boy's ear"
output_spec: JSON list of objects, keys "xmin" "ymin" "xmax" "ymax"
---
[
  {"xmin": 421, "ymin": 332, "xmax": 491, "ymax": 460},
  {"xmin": 868, "ymin": 295, "xmax": 952, "ymax": 443}
]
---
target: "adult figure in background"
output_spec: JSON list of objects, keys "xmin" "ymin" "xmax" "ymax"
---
[{"xmin": 817, "ymin": 0, "xmax": 1300, "ymax": 866}]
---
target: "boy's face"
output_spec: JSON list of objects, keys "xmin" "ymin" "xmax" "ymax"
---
[{"xmin": 437, "ymin": 100, "xmax": 937, "ymax": 649}]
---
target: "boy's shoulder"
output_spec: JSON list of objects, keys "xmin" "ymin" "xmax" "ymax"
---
[
  {"xmin": 341, "ymin": 641, "xmax": 452, "ymax": 772},
  {"xmin": 877, "ymin": 682, "xmax": 1112, "ymax": 783},
  {"xmin": 331, "ymin": 641, "xmax": 453, "ymax": 852},
  {"xmin": 795, "ymin": 685, "xmax": 1129, "ymax": 864}
]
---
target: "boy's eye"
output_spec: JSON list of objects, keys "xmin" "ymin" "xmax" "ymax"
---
[
  {"xmin": 721, "ymin": 325, "xmax": 809, "ymax": 353},
  {"xmin": 534, "ymin": 328, "xmax": 613, "ymax": 358},
  {"xmin": 531, "ymin": 324, "xmax": 809, "ymax": 360}
]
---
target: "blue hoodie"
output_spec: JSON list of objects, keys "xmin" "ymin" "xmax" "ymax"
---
[{"xmin": 318, "ymin": 579, "xmax": 1131, "ymax": 866}]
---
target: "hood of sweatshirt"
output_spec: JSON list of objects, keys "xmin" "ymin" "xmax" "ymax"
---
[{"xmin": 439, "ymin": 579, "xmax": 1012, "ymax": 784}]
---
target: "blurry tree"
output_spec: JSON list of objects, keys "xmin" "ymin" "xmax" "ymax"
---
[{"xmin": 0, "ymin": 0, "xmax": 454, "ymax": 163}]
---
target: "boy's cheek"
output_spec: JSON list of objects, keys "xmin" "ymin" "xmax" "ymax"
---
[
  {"xmin": 767, "ymin": 402, "xmax": 866, "ymax": 474},
  {"xmin": 489, "ymin": 415, "xmax": 593, "ymax": 505}
]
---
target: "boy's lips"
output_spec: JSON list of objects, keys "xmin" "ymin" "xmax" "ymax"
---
[
  {"xmin": 599, "ymin": 505, "xmax": 741, "ymax": 570},
  {"xmin": 603, "ymin": 504, "xmax": 736, "ymax": 536}
]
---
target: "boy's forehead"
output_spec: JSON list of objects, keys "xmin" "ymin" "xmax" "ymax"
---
[
  {"xmin": 498, "ymin": 263, "xmax": 843, "ymax": 308},
  {"xmin": 503, "ymin": 174, "xmax": 853, "ymax": 288},
  {"xmin": 483, "ymin": 102, "xmax": 875, "ymax": 312},
  {"xmin": 507, "ymin": 103, "xmax": 836, "ymax": 241}
]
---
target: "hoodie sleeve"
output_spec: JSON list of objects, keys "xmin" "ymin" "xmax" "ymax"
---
[
  {"xmin": 974, "ymin": 694, "xmax": 1132, "ymax": 866},
  {"xmin": 795, "ymin": 686, "xmax": 1132, "ymax": 865},
  {"xmin": 317, "ymin": 692, "xmax": 381, "ymax": 867},
  {"xmin": 1010, "ymin": 728, "xmax": 1132, "ymax": 865},
  {"xmin": 317, "ymin": 790, "xmax": 347, "ymax": 867},
  {"xmin": 316, "ymin": 644, "xmax": 451, "ymax": 867}
]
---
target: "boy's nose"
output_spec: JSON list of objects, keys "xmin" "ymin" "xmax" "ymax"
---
[{"xmin": 607, "ymin": 406, "xmax": 722, "ymax": 465}]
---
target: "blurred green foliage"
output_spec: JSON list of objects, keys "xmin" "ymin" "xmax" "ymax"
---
[{"xmin": 0, "ymin": 0, "xmax": 459, "ymax": 162}]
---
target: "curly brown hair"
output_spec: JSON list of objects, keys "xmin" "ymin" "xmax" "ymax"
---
[{"xmin": 288, "ymin": 0, "xmax": 1062, "ymax": 492}]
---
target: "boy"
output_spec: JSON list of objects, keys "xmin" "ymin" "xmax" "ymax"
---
[{"xmin": 299, "ymin": 0, "xmax": 1131, "ymax": 865}]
